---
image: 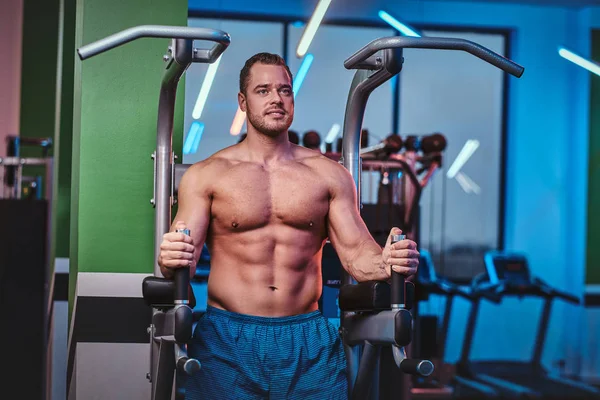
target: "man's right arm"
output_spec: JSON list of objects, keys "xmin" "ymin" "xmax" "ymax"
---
[{"xmin": 158, "ymin": 161, "xmax": 212, "ymax": 278}]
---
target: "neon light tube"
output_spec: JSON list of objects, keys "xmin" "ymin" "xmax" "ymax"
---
[
  {"xmin": 558, "ymin": 47, "xmax": 600, "ymax": 76},
  {"xmin": 192, "ymin": 56, "xmax": 222, "ymax": 119},
  {"xmin": 296, "ymin": 0, "xmax": 333, "ymax": 57},
  {"xmin": 446, "ymin": 139, "xmax": 480, "ymax": 179},
  {"xmin": 293, "ymin": 53, "xmax": 314, "ymax": 97},
  {"xmin": 378, "ymin": 11, "xmax": 421, "ymax": 37},
  {"xmin": 183, "ymin": 121, "xmax": 205, "ymax": 154},
  {"xmin": 230, "ymin": 107, "xmax": 246, "ymax": 136}
]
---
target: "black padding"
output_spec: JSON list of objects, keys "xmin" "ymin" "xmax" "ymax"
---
[
  {"xmin": 142, "ymin": 277, "xmax": 196, "ymax": 309},
  {"xmin": 338, "ymin": 281, "xmax": 391, "ymax": 311},
  {"xmin": 394, "ymin": 309, "xmax": 412, "ymax": 346},
  {"xmin": 143, "ymin": 277, "xmax": 175, "ymax": 306}
]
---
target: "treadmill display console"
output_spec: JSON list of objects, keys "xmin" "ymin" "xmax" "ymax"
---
[{"xmin": 493, "ymin": 256, "xmax": 530, "ymax": 285}]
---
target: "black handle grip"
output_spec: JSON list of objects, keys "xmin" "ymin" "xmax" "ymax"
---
[
  {"xmin": 174, "ymin": 269, "xmax": 189, "ymax": 302},
  {"xmin": 391, "ymin": 234, "xmax": 405, "ymax": 307},
  {"xmin": 174, "ymin": 228, "xmax": 190, "ymax": 303},
  {"xmin": 400, "ymin": 359, "xmax": 434, "ymax": 377}
]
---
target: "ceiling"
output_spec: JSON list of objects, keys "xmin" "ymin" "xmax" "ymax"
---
[{"xmin": 452, "ymin": 0, "xmax": 600, "ymax": 7}]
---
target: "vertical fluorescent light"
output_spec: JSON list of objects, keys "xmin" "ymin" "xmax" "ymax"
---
[
  {"xmin": 457, "ymin": 172, "xmax": 481, "ymax": 194},
  {"xmin": 455, "ymin": 172, "xmax": 473, "ymax": 194},
  {"xmin": 230, "ymin": 107, "xmax": 246, "ymax": 136},
  {"xmin": 189, "ymin": 122, "xmax": 205, "ymax": 154},
  {"xmin": 183, "ymin": 121, "xmax": 205, "ymax": 154},
  {"xmin": 446, "ymin": 139, "xmax": 480, "ymax": 179},
  {"xmin": 378, "ymin": 10, "xmax": 421, "ymax": 37},
  {"xmin": 192, "ymin": 56, "xmax": 222, "ymax": 119},
  {"xmin": 293, "ymin": 53, "xmax": 314, "ymax": 97},
  {"xmin": 558, "ymin": 47, "xmax": 600, "ymax": 76},
  {"xmin": 325, "ymin": 123, "xmax": 341, "ymax": 143},
  {"xmin": 321, "ymin": 123, "xmax": 341, "ymax": 152},
  {"xmin": 296, "ymin": 0, "xmax": 333, "ymax": 57}
]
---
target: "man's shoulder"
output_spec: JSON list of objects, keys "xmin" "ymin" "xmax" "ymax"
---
[
  {"xmin": 295, "ymin": 148, "xmax": 353, "ymax": 188},
  {"xmin": 186, "ymin": 145, "xmax": 239, "ymax": 175},
  {"xmin": 301, "ymin": 150, "xmax": 350, "ymax": 176},
  {"xmin": 180, "ymin": 147, "xmax": 241, "ymax": 192},
  {"xmin": 295, "ymin": 146, "xmax": 337, "ymax": 168}
]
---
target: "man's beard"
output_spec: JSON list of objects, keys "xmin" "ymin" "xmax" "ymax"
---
[{"xmin": 246, "ymin": 106, "xmax": 293, "ymax": 137}]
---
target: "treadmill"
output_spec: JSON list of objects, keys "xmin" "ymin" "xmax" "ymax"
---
[
  {"xmin": 457, "ymin": 251, "xmax": 600, "ymax": 399},
  {"xmin": 412, "ymin": 249, "xmax": 503, "ymax": 400}
]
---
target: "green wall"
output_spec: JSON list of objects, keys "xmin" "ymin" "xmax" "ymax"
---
[
  {"xmin": 19, "ymin": 0, "xmax": 60, "ymax": 194},
  {"xmin": 70, "ymin": 0, "xmax": 187, "ymax": 307},
  {"xmin": 19, "ymin": 0, "xmax": 60, "ymax": 151},
  {"xmin": 588, "ymin": 30, "xmax": 600, "ymax": 285}
]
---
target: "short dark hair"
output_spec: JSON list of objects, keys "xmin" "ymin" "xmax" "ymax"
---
[{"xmin": 239, "ymin": 52, "xmax": 293, "ymax": 94}]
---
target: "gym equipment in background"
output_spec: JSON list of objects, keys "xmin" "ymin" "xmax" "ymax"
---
[
  {"xmin": 77, "ymin": 25, "xmax": 230, "ymax": 400},
  {"xmin": 302, "ymin": 130, "xmax": 322, "ymax": 150},
  {"xmin": 455, "ymin": 251, "xmax": 600, "ymax": 399},
  {"xmin": 338, "ymin": 34, "xmax": 523, "ymax": 400},
  {"xmin": 321, "ymin": 130, "xmax": 445, "ymax": 248},
  {"xmin": 1, "ymin": 135, "xmax": 53, "ymax": 199},
  {"xmin": 414, "ymin": 249, "xmax": 505, "ymax": 399}
]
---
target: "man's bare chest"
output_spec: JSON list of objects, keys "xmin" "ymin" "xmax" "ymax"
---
[{"xmin": 209, "ymin": 166, "xmax": 330, "ymax": 231}]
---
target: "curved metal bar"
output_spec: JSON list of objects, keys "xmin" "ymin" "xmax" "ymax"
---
[
  {"xmin": 77, "ymin": 25, "xmax": 230, "ymax": 62},
  {"xmin": 344, "ymin": 36, "xmax": 524, "ymax": 77}
]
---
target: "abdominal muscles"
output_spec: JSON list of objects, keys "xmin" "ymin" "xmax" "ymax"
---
[{"xmin": 205, "ymin": 224, "xmax": 326, "ymax": 317}]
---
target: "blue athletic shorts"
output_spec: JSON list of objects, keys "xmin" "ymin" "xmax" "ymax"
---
[{"xmin": 185, "ymin": 305, "xmax": 348, "ymax": 399}]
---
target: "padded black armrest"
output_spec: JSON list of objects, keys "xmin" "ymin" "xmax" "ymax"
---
[
  {"xmin": 339, "ymin": 281, "xmax": 391, "ymax": 312},
  {"xmin": 142, "ymin": 277, "xmax": 196, "ymax": 309}
]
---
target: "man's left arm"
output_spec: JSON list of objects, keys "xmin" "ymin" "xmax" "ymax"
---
[{"xmin": 326, "ymin": 163, "xmax": 419, "ymax": 282}]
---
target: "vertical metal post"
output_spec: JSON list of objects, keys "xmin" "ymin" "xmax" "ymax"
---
[
  {"xmin": 531, "ymin": 297, "xmax": 553, "ymax": 371},
  {"xmin": 151, "ymin": 39, "xmax": 193, "ymax": 399},
  {"xmin": 351, "ymin": 342, "xmax": 380, "ymax": 400},
  {"xmin": 459, "ymin": 298, "xmax": 481, "ymax": 365},
  {"xmin": 340, "ymin": 48, "xmax": 403, "ymax": 397},
  {"xmin": 153, "ymin": 38, "xmax": 193, "ymax": 277}
]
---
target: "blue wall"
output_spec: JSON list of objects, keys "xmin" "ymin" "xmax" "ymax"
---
[{"xmin": 189, "ymin": 0, "xmax": 597, "ymax": 378}]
